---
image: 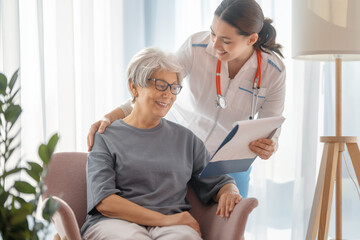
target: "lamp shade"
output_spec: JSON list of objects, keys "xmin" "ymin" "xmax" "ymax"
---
[{"xmin": 292, "ymin": 0, "xmax": 360, "ymax": 61}]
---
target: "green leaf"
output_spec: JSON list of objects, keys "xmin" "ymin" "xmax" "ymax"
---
[
  {"xmin": 9, "ymin": 69, "xmax": 19, "ymax": 91},
  {"xmin": 47, "ymin": 133, "xmax": 59, "ymax": 155},
  {"xmin": 7, "ymin": 87, "xmax": 21, "ymax": 105},
  {"xmin": 0, "ymin": 191, "xmax": 9, "ymax": 205},
  {"xmin": 0, "ymin": 204, "xmax": 7, "ymax": 224},
  {"xmin": 4, "ymin": 104, "xmax": 22, "ymax": 124},
  {"xmin": 1, "ymin": 167, "xmax": 24, "ymax": 179},
  {"xmin": 8, "ymin": 229, "xmax": 31, "ymax": 239},
  {"xmin": 38, "ymin": 134, "xmax": 59, "ymax": 165},
  {"xmin": 28, "ymin": 162, "xmax": 42, "ymax": 174},
  {"xmin": 20, "ymin": 202, "xmax": 34, "ymax": 215},
  {"xmin": 38, "ymin": 144, "xmax": 50, "ymax": 165},
  {"xmin": 26, "ymin": 169, "xmax": 40, "ymax": 182},
  {"xmin": 9, "ymin": 210, "xmax": 28, "ymax": 225},
  {"xmin": 0, "ymin": 73, "xmax": 7, "ymax": 95},
  {"xmin": 13, "ymin": 195, "xmax": 27, "ymax": 206},
  {"xmin": 14, "ymin": 181, "xmax": 36, "ymax": 194},
  {"xmin": 42, "ymin": 197, "xmax": 59, "ymax": 221}
]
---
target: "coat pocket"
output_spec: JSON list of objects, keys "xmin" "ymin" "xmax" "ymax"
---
[{"xmin": 230, "ymin": 84, "xmax": 267, "ymax": 116}]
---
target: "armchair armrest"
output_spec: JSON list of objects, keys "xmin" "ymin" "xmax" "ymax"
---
[
  {"xmin": 187, "ymin": 186, "xmax": 258, "ymax": 240},
  {"xmin": 43, "ymin": 196, "xmax": 82, "ymax": 240}
]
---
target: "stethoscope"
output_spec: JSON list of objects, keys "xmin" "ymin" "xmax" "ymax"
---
[{"xmin": 215, "ymin": 49, "xmax": 262, "ymax": 120}]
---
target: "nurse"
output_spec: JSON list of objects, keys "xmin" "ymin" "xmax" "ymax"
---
[{"xmin": 87, "ymin": 0, "xmax": 285, "ymax": 198}]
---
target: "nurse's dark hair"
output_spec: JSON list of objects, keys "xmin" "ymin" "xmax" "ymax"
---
[{"xmin": 215, "ymin": 0, "xmax": 283, "ymax": 58}]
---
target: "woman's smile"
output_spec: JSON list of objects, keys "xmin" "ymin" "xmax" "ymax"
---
[
  {"xmin": 217, "ymin": 50, "xmax": 227, "ymax": 57},
  {"xmin": 155, "ymin": 100, "xmax": 170, "ymax": 108}
]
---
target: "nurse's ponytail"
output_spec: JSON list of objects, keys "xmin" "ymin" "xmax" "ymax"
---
[
  {"xmin": 255, "ymin": 18, "xmax": 283, "ymax": 58},
  {"xmin": 215, "ymin": 0, "xmax": 284, "ymax": 58}
]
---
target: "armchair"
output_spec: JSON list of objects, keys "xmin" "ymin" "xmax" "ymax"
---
[{"xmin": 42, "ymin": 152, "xmax": 258, "ymax": 240}]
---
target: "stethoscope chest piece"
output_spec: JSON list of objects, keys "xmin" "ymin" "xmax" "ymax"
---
[
  {"xmin": 214, "ymin": 49, "xmax": 263, "ymax": 117},
  {"xmin": 215, "ymin": 95, "xmax": 227, "ymax": 109}
]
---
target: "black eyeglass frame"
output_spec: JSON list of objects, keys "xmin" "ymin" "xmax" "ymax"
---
[{"xmin": 147, "ymin": 78, "xmax": 183, "ymax": 95}]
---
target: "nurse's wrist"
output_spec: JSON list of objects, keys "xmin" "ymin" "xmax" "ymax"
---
[{"xmin": 102, "ymin": 116, "xmax": 111, "ymax": 123}]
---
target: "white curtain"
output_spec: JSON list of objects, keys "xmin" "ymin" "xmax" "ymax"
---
[
  {"xmin": 17, "ymin": 0, "xmax": 126, "ymax": 158},
  {"xmin": 1, "ymin": 0, "xmax": 359, "ymax": 239},
  {"xmin": 245, "ymin": 1, "xmax": 321, "ymax": 239}
]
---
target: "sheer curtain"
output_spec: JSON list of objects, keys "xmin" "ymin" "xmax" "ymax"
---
[
  {"xmin": 16, "ymin": 0, "xmax": 126, "ymax": 159},
  {"xmin": 1, "ymin": 0, "xmax": 359, "ymax": 239},
  {"xmin": 245, "ymin": 1, "xmax": 323, "ymax": 239}
]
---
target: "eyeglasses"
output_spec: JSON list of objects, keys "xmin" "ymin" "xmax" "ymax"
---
[{"xmin": 147, "ymin": 78, "xmax": 182, "ymax": 95}]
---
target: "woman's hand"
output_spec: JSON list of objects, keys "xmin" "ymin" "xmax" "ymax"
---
[
  {"xmin": 164, "ymin": 211, "xmax": 201, "ymax": 236},
  {"xmin": 216, "ymin": 191, "xmax": 242, "ymax": 218},
  {"xmin": 87, "ymin": 117, "xmax": 111, "ymax": 151},
  {"xmin": 97, "ymin": 195, "xmax": 199, "ymax": 235},
  {"xmin": 249, "ymin": 138, "xmax": 275, "ymax": 160},
  {"xmin": 214, "ymin": 183, "xmax": 241, "ymax": 218},
  {"xmin": 87, "ymin": 108, "xmax": 126, "ymax": 151}
]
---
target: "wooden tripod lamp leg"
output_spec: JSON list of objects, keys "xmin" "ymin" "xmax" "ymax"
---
[
  {"xmin": 318, "ymin": 143, "xmax": 339, "ymax": 240},
  {"xmin": 306, "ymin": 143, "xmax": 329, "ymax": 240},
  {"xmin": 336, "ymin": 149, "xmax": 342, "ymax": 239},
  {"xmin": 346, "ymin": 143, "xmax": 360, "ymax": 185},
  {"xmin": 307, "ymin": 142, "xmax": 338, "ymax": 240}
]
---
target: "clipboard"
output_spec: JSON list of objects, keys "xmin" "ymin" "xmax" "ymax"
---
[{"xmin": 199, "ymin": 116, "xmax": 285, "ymax": 178}]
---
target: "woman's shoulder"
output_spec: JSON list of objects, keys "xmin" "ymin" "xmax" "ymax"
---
[
  {"xmin": 106, "ymin": 119, "xmax": 126, "ymax": 131},
  {"xmin": 163, "ymin": 118, "xmax": 190, "ymax": 131},
  {"xmin": 97, "ymin": 119, "xmax": 134, "ymax": 140},
  {"xmin": 185, "ymin": 31, "xmax": 211, "ymax": 47},
  {"xmin": 262, "ymin": 51, "xmax": 285, "ymax": 74},
  {"xmin": 163, "ymin": 119, "xmax": 205, "ymax": 150},
  {"xmin": 163, "ymin": 119, "xmax": 198, "ymax": 137}
]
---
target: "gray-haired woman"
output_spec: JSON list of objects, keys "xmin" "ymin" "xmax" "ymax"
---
[{"xmin": 81, "ymin": 47, "xmax": 241, "ymax": 240}]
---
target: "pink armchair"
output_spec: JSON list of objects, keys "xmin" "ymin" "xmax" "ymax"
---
[{"xmin": 43, "ymin": 152, "xmax": 258, "ymax": 240}]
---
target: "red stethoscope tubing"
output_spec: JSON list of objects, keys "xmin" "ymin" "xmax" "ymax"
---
[
  {"xmin": 254, "ymin": 49, "xmax": 262, "ymax": 88},
  {"xmin": 216, "ymin": 49, "xmax": 262, "ymax": 96},
  {"xmin": 216, "ymin": 59, "xmax": 222, "ymax": 95}
]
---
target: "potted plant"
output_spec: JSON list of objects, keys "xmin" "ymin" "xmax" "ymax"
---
[{"xmin": 0, "ymin": 70, "xmax": 58, "ymax": 240}]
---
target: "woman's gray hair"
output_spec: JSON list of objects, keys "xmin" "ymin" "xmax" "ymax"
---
[{"xmin": 126, "ymin": 47, "xmax": 183, "ymax": 96}]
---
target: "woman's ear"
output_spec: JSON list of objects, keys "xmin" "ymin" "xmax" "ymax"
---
[
  {"xmin": 248, "ymin": 33, "xmax": 258, "ymax": 46},
  {"xmin": 128, "ymin": 80, "xmax": 138, "ymax": 104},
  {"xmin": 128, "ymin": 81, "xmax": 138, "ymax": 97}
]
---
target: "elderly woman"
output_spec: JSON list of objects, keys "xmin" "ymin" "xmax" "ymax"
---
[{"xmin": 81, "ymin": 47, "xmax": 241, "ymax": 240}]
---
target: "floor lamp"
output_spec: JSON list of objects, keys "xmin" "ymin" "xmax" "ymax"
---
[{"xmin": 292, "ymin": 0, "xmax": 360, "ymax": 239}]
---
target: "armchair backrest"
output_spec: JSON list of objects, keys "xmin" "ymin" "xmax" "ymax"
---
[{"xmin": 43, "ymin": 152, "xmax": 88, "ymax": 228}]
